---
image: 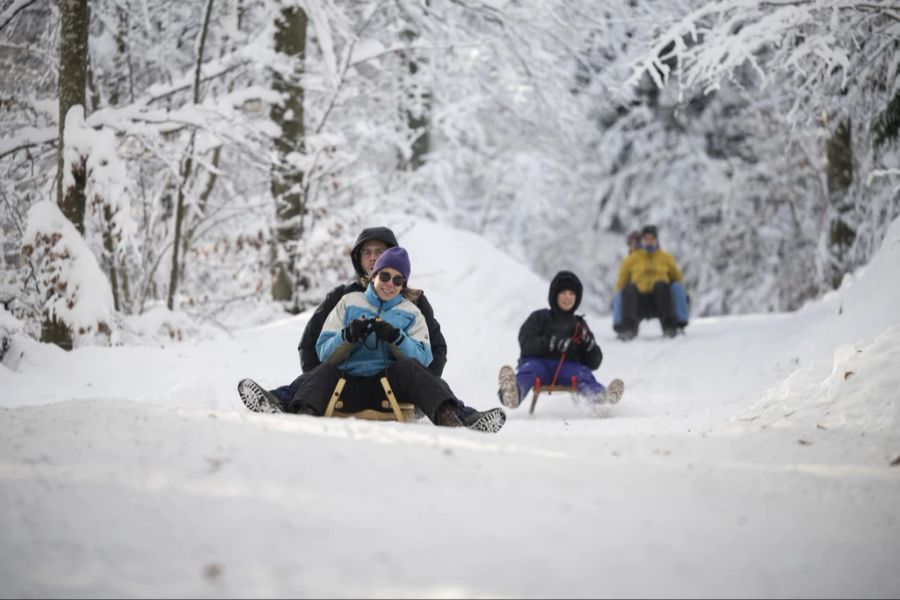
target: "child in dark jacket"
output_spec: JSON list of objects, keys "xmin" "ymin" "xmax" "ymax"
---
[{"xmin": 498, "ymin": 270, "xmax": 624, "ymax": 409}]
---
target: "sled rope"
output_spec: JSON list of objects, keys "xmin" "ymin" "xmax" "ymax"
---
[{"xmin": 549, "ymin": 321, "xmax": 583, "ymax": 388}]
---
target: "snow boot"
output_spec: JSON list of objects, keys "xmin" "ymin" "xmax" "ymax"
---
[
  {"xmin": 435, "ymin": 402, "xmax": 464, "ymax": 427},
  {"xmin": 497, "ymin": 365, "xmax": 521, "ymax": 408},
  {"xmin": 463, "ymin": 407, "xmax": 507, "ymax": 433},
  {"xmin": 616, "ymin": 329, "xmax": 637, "ymax": 342},
  {"xmin": 238, "ymin": 378, "xmax": 284, "ymax": 413},
  {"xmin": 294, "ymin": 404, "xmax": 318, "ymax": 417},
  {"xmin": 603, "ymin": 379, "xmax": 625, "ymax": 404}
]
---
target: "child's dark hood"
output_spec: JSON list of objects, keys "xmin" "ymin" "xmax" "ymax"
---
[
  {"xmin": 548, "ymin": 270, "xmax": 583, "ymax": 313},
  {"xmin": 350, "ymin": 227, "xmax": 399, "ymax": 279}
]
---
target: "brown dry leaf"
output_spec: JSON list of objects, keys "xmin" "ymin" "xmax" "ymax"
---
[
  {"xmin": 843, "ymin": 370, "xmax": 855, "ymax": 380},
  {"xmin": 798, "ymin": 439, "xmax": 812, "ymax": 446},
  {"xmin": 890, "ymin": 455, "xmax": 900, "ymax": 467}
]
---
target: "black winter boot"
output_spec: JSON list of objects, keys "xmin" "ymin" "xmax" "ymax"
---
[
  {"xmin": 463, "ymin": 407, "xmax": 507, "ymax": 433},
  {"xmin": 238, "ymin": 378, "xmax": 283, "ymax": 413},
  {"xmin": 294, "ymin": 404, "xmax": 319, "ymax": 416},
  {"xmin": 616, "ymin": 328, "xmax": 637, "ymax": 341},
  {"xmin": 435, "ymin": 401, "xmax": 464, "ymax": 427}
]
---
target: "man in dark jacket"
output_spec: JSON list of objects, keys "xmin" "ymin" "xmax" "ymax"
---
[
  {"xmin": 238, "ymin": 227, "xmax": 506, "ymax": 433},
  {"xmin": 498, "ymin": 270, "xmax": 624, "ymax": 408},
  {"xmin": 295, "ymin": 227, "xmax": 447, "ymax": 376}
]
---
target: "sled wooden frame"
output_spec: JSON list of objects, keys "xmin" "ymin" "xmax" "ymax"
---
[
  {"xmin": 529, "ymin": 375, "xmax": 578, "ymax": 415},
  {"xmin": 322, "ymin": 341, "xmax": 416, "ymax": 422}
]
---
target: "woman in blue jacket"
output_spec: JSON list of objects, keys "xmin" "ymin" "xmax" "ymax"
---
[{"xmin": 286, "ymin": 247, "xmax": 467, "ymax": 427}]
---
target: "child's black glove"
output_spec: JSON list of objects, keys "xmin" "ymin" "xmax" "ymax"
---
[{"xmin": 548, "ymin": 335, "xmax": 572, "ymax": 353}]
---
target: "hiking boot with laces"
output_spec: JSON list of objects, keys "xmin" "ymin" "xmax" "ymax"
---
[
  {"xmin": 463, "ymin": 407, "xmax": 507, "ymax": 433},
  {"xmin": 603, "ymin": 379, "xmax": 625, "ymax": 404},
  {"xmin": 497, "ymin": 365, "xmax": 521, "ymax": 408},
  {"xmin": 435, "ymin": 402, "xmax": 464, "ymax": 427},
  {"xmin": 238, "ymin": 378, "xmax": 284, "ymax": 413}
]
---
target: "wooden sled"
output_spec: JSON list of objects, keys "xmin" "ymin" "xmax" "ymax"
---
[
  {"xmin": 322, "ymin": 340, "xmax": 417, "ymax": 422},
  {"xmin": 529, "ymin": 375, "xmax": 577, "ymax": 416}
]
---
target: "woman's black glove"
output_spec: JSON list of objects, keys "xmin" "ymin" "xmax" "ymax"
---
[
  {"xmin": 372, "ymin": 319, "xmax": 402, "ymax": 343},
  {"xmin": 343, "ymin": 318, "xmax": 372, "ymax": 343}
]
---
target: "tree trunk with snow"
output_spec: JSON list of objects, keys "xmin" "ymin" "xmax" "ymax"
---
[
  {"xmin": 269, "ymin": 5, "xmax": 307, "ymax": 308},
  {"xmin": 47, "ymin": 0, "xmax": 89, "ymax": 349},
  {"xmin": 57, "ymin": 0, "xmax": 89, "ymax": 234}
]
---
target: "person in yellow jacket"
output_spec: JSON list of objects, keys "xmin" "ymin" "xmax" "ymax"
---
[{"xmin": 613, "ymin": 225, "xmax": 686, "ymax": 340}]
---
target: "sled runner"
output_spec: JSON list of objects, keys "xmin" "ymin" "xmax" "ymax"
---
[
  {"xmin": 322, "ymin": 340, "xmax": 417, "ymax": 422},
  {"xmin": 529, "ymin": 375, "xmax": 578, "ymax": 415},
  {"xmin": 529, "ymin": 375, "xmax": 624, "ymax": 415}
]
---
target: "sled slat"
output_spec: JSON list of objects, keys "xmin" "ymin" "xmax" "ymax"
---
[{"xmin": 324, "ymin": 377, "xmax": 348, "ymax": 417}]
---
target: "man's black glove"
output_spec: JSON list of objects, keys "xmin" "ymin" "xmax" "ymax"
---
[
  {"xmin": 372, "ymin": 319, "xmax": 402, "ymax": 344},
  {"xmin": 343, "ymin": 318, "xmax": 371, "ymax": 343},
  {"xmin": 548, "ymin": 335, "xmax": 571, "ymax": 354}
]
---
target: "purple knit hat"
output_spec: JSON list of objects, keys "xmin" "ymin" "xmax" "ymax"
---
[{"xmin": 372, "ymin": 246, "xmax": 411, "ymax": 281}]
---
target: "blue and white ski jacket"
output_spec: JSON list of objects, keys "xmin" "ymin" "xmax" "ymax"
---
[{"xmin": 316, "ymin": 284, "xmax": 433, "ymax": 376}]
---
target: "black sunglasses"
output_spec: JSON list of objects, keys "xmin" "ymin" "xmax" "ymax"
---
[{"xmin": 377, "ymin": 271, "xmax": 405, "ymax": 286}]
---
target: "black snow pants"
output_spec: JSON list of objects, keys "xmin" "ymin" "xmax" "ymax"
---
[
  {"xmin": 287, "ymin": 359, "xmax": 457, "ymax": 423},
  {"xmin": 616, "ymin": 281, "xmax": 677, "ymax": 333}
]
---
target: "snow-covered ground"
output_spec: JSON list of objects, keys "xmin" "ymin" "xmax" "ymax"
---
[{"xmin": 2, "ymin": 217, "xmax": 899, "ymax": 598}]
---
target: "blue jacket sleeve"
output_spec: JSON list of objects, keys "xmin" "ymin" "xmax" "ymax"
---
[
  {"xmin": 316, "ymin": 298, "xmax": 349, "ymax": 363},
  {"xmin": 389, "ymin": 300, "xmax": 433, "ymax": 368},
  {"xmin": 393, "ymin": 331, "xmax": 433, "ymax": 368}
]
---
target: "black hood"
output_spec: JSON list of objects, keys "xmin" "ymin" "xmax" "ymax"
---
[
  {"xmin": 350, "ymin": 227, "xmax": 399, "ymax": 279},
  {"xmin": 548, "ymin": 270, "xmax": 583, "ymax": 313}
]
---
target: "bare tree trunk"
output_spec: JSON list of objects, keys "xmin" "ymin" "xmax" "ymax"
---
[
  {"xmin": 102, "ymin": 204, "xmax": 121, "ymax": 312},
  {"xmin": 167, "ymin": 0, "xmax": 215, "ymax": 311},
  {"xmin": 399, "ymin": 23, "xmax": 430, "ymax": 171},
  {"xmin": 46, "ymin": 0, "xmax": 89, "ymax": 350},
  {"xmin": 180, "ymin": 145, "xmax": 222, "ymax": 284},
  {"xmin": 825, "ymin": 118, "xmax": 855, "ymax": 289},
  {"xmin": 270, "ymin": 5, "xmax": 307, "ymax": 307},
  {"xmin": 57, "ymin": 0, "xmax": 89, "ymax": 234},
  {"xmin": 119, "ymin": 256, "xmax": 131, "ymax": 312},
  {"xmin": 109, "ymin": 5, "xmax": 134, "ymax": 106},
  {"xmin": 178, "ymin": 2, "xmax": 244, "ymax": 288}
]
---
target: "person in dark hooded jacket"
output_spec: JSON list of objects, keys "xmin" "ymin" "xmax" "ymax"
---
[
  {"xmin": 295, "ymin": 227, "xmax": 447, "ymax": 376},
  {"xmin": 497, "ymin": 271, "xmax": 624, "ymax": 408},
  {"xmin": 237, "ymin": 226, "xmax": 506, "ymax": 433}
]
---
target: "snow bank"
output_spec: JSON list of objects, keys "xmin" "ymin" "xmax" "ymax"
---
[{"xmin": 725, "ymin": 215, "xmax": 900, "ymax": 436}]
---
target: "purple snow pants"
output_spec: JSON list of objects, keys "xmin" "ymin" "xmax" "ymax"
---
[{"xmin": 515, "ymin": 357, "xmax": 604, "ymax": 401}]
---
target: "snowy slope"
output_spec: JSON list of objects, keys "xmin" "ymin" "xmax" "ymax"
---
[{"xmin": 1, "ymin": 218, "xmax": 899, "ymax": 598}]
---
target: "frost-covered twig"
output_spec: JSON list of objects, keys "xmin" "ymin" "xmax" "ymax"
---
[{"xmin": 0, "ymin": 0, "xmax": 39, "ymax": 33}]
